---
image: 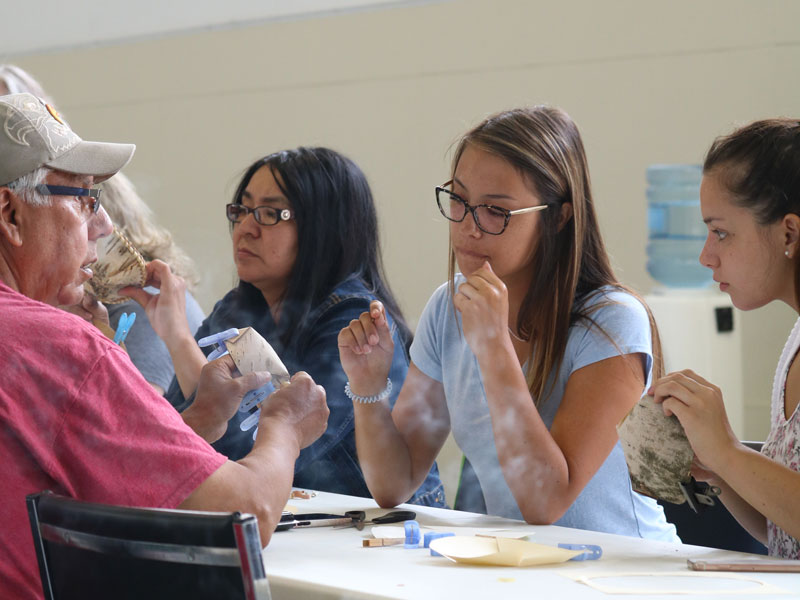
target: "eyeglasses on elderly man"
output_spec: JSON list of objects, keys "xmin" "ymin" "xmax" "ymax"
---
[{"xmin": 31, "ymin": 184, "xmax": 103, "ymax": 214}]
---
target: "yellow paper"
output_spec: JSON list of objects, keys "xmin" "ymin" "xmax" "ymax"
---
[{"xmin": 429, "ymin": 536, "xmax": 582, "ymax": 567}]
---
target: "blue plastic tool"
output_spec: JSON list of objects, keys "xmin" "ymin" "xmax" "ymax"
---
[
  {"xmin": 240, "ymin": 381, "xmax": 276, "ymax": 414},
  {"xmin": 558, "ymin": 543, "xmax": 602, "ymax": 561},
  {"xmin": 425, "ymin": 532, "xmax": 455, "ymax": 556},
  {"xmin": 197, "ymin": 328, "xmax": 240, "ymax": 360},
  {"xmin": 404, "ymin": 520, "xmax": 421, "ymax": 549},
  {"xmin": 113, "ymin": 312, "xmax": 136, "ymax": 345}
]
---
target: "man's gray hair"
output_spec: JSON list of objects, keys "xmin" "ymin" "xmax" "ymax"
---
[
  {"xmin": 0, "ymin": 65, "xmax": 52, "ymax": 102},
  {"xmin": 5, "ymin": 166, "xmax": 50, "ymax": 206}
]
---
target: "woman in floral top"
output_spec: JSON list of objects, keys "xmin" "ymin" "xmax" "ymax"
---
[{"xmin": 650, "ymin": 118, "xmax": 800, "ymax": 558}]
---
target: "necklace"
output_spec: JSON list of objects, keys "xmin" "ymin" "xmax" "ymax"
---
[{"xmin": 507, "ymin": 326, "xmax": 530, "ymax": 343}]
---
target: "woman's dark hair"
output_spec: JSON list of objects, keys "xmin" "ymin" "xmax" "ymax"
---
[
  {"xmin": 449, "ymin": 106, "xmax": 662, "ymax": 404},
  {"xmin": 231, "ymin": 146, "xmax": 411, "ymax": 350},
  {"xmin": 703, "ymin": 118, "xmax": 800, "ymax": 301}
]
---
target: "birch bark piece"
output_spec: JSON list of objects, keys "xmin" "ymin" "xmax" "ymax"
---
[
  {"xmin": 617, "ymin": 394, "xmax": 694, "ymax": 504},
  {"xmin": 225, "ymin": 326, "xmax": 290, "ymax": 385},
  {"xmin": 84, "ymin": 227, "xmax": 147, "ymax": 304}
]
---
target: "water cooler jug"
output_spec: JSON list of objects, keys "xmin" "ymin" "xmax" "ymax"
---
[{"xmin": 643, "ymin": 165, "xmax": 745, "ymax": 438}]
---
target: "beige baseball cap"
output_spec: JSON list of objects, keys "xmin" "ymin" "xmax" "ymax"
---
[{"xmin": 0, "ymin": 93, "xmax": 135, "ymax": 186}]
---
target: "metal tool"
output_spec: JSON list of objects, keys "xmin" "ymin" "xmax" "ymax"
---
[
  {"xmin": 277, "ymin": 513, "xmax": 354, "ymax": 531},
  {"xmin": 341, "ymin": 510, "xmax": 416, "ymax": 531},
  {"xmin": 680, "ymin": 478, "xmax": 721, "ymax": 514}
]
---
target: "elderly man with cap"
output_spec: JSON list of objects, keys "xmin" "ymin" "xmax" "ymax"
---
[{"xmin": 0, "ymin": 93, "xmax": 329, "ymax": 599}]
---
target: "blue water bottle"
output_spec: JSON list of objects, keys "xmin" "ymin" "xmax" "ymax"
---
[{"xmin": 646, "ymin": 164, "xmax": 712, "ymax": 288}]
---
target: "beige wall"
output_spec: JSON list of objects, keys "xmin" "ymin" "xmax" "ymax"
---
[{"xmin": 16, "ymin": 0, "xmax": 799, "ymax": 447}]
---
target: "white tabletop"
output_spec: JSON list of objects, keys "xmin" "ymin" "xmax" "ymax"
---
[{"xmin": 263, "ymin": 490, "xmax": 800, "ymax": 599}]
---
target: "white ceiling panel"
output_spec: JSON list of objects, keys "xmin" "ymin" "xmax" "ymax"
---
[{"xmin": 0, "ymin": 0, "xmax": 435, "ymax": 57}]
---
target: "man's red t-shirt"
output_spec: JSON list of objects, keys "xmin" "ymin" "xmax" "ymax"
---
[{"xmin": 0, "ymin": 282, "xmax": 227, "ymax": 598}]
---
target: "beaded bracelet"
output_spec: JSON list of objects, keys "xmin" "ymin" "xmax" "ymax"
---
[{"xmin": 344, "ymin": 378, "xmax": 392, "ymax": 404}]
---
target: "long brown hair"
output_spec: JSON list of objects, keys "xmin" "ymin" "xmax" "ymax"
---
[{"xmin": 448, "ymin": 106, "xmax": 662, "ymax": 405}]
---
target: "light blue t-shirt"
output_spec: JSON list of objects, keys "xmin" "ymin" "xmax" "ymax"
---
[{"xmin": 411, "ymin": 277, "xmax": 677, "ymax": 541}]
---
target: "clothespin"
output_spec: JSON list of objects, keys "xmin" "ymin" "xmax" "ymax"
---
[
  {"xmin": 404, "ymin": 520, "xmax": 421, "ymax": 549},
  {"xmin": 197, "ymin": 328, "xmax": 240, "ymax": 359},
  {"xmin": 198, "ymin": 327, "xmax": 274, "ymax": 441},
  {"xmin": 113, "ymin": 312, "xmax": 136, "ymax": 345},
  {"xmin": 363, "ymin": 538, "xmax": 405, "ymax": 547}
]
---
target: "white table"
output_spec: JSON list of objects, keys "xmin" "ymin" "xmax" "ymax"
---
[{"xmin": 263, "ymin": 491, "xmax": 800, "ymax": 599}]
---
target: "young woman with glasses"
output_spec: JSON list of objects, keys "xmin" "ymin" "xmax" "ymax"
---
[
  {"xmin": 128, "ymin": 147, "xmax": 445, "ymax": 505},
  {"xmin": 339, "ymin": 106, "xmax": 677, "ymax": 539}
]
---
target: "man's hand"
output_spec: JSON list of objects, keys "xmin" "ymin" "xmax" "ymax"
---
[
  {"xmin": 61, "ymin": 293, "xmax": 110, "ymax": 326},
  {"xmin": 183, "ymin": 355, "xmax": 271, "ymax": 443},
  {"xmin": 258, "ymin": 372, "xmax": 329, "ymax": 450}
]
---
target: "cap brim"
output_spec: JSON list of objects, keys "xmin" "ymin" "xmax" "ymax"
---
[{"xmin": 46, "ymin": 140, "xmax": 135, "ymax": 183}]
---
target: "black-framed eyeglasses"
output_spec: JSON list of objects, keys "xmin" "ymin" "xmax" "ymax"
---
[
  {"xmin": 33, "ymin": 184, "xmax": 103, "ymax": 214},
  {"xmin": 435, "ymin": 181, "xmax": 548, "ymax": 235},
  {"xmin": 225, "ymin": 203, "xmax": 293, "ymax": 226}
]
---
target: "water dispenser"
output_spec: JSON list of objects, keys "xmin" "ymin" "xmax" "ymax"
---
[
  {"xmin": 643, "ymin": 165, "xmax": 745, "ymax": 438},
  {"xmin": 646, "ymin": 164, "xmax": 712, "ymax": 288}
]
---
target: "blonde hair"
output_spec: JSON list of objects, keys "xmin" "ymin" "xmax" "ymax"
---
[{"xmin": 100, "ymin": 174, "xmax": 199, "ymax": 290}]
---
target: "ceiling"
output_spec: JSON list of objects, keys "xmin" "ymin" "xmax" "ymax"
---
[{"xmin": 0, "ymin": 0, "xmax": 432, "ymax": 57}]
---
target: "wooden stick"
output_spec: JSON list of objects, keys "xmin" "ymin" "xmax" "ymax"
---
[
  {"xmin": 363, "ymin": 537, "xmax": 405, "ymax": 547},
  {"xmin": 688, "ymin": 558, "xmax": 800, "ymax": 572}
]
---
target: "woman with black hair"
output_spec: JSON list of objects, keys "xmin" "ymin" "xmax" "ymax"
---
[{"xmin": 132, "ymin": 147, "xmax": 444, "ymax": 504}]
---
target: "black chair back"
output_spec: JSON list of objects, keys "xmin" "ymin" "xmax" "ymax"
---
[
  {"xmin": 658, "ymin": 441, "xmax": 768, "ymax": 555},
  {"xmin": 27, "ymin": 491, "xmax": 270, "ymax": 600}
]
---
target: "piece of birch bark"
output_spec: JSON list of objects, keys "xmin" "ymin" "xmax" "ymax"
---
[
  {"xmin": 617, "ymin": 394, "xmax": 694, "ymax": 504},
  {"xmin": 225, "ymin": 326, "xmax": 290, "ymax": 385},
  {"xmin": 84, "ymin": 227, "xmax": 147, "ymax": 304}
]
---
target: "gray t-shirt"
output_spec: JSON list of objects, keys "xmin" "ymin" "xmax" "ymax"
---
[
  {"xmin": 107, "ymin": 290, "xmax": 205, "ymax": 391},
  {"xmin": 410, "ymin": 276, "xmax": 677, "ymax": 541}
]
